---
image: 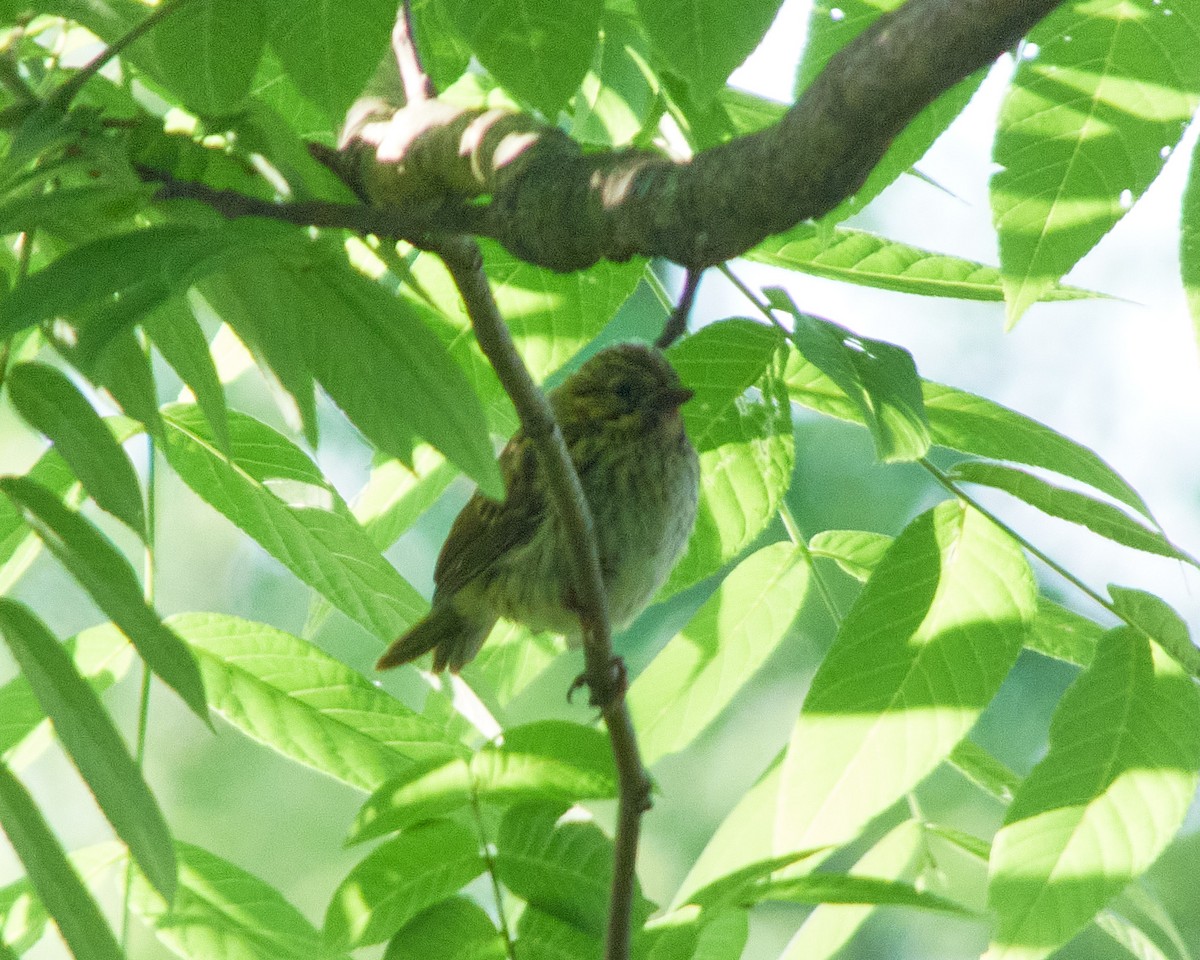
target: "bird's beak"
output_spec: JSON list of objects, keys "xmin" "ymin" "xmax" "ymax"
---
[{"xmin": 663, "ymin": 385, "xmax": 694, "ymax": 407}]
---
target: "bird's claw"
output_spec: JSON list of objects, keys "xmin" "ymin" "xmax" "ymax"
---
[{"xmin": 567, "ymin": 656, "xmax": 627, "ymax": 707}]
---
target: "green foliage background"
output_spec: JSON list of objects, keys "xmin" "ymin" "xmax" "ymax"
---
[{"xmin": 1, "ymin": 1, "xmax": 1199, "ymax": 959}]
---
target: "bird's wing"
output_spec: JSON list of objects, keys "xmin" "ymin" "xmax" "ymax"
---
[{"xmin": 432, "ymin": 432, "xmax": 545, "ymax": 597}]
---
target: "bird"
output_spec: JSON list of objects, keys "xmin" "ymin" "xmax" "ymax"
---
[{"xmin": 376, "ymin": 342, "xmax": 700, "ymax": 673}]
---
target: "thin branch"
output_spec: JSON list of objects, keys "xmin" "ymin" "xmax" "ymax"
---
[
  {"xmin": 138, "ymin": 165, "xmax": 485, "ymax": 236},
  {"xmin": 655, "ymin": 268, "xmax": 702, "ymax": 349},
  {"xmin": 51, "ymin": 0, "xmax": 201, "ymax": 109},
  {"xmin": 429, "ymin": 234, "xmax": 650, "ymax": 960}
]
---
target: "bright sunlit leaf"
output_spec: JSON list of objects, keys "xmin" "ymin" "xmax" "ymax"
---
[
  {"xmin": 776, "ymin": 501, "xmax": 1035, "ymax": 853},
  {"xmin": 630, "ymin": 542, "xmax": 809, "ymax": 765},
  {"xmin": 326, "ymin": 819, "xmax": 485, "ymax": 947},
  {"xmin": 128, "ymin": 841, "xmax": 350, "ymax": 960},
  {"xmin": 986, "ymin": 628, "xmax": 1200, "ymax": 960},
  {"xmin": 664, "ymin": 319, "xmax": 794, "ymax": 595},
  {"xmin": 992, "ymin": 0, "xmax": 1200, "ymax": 324},
  {"xmin": 160, "ymin": 405, "xmax": 428, "ymax": 641}
]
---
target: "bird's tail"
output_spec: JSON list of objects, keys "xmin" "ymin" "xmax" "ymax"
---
[{"xmin": 376, "ymin": 602, "xmax": 495, "ymax": 673}]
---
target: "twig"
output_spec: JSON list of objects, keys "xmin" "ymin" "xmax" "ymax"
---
[
  {"xmin": 394, "ymin": 0, "xmax": 435, "ymax": 104},
  {"xmin": 138, "ymin": 165, "xmax": 484, "ymax": 236},
  {"xmin": 655, "ymin": 268, "xmax": 702, "ymax": 349},
  {"xmin": 51, "ymin": 0, "xmax": 201, "ymax": 109}
]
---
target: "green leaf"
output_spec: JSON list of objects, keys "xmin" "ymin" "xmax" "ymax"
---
[
  {"xmin": 516, "ymin": 906, "xmax": 602, "ymax": 960},
  {"xmin": 922, "ymin": 380, "xmax": 1152, "ymax": 516},
  {"xmin": 8, "ymin": 362, "xmax": 145, "ymax": 537},
  {"xmin": 570, "ymin": 8, "xmax": 658, "ymax": 147},
  {"xmin": 1108, "ymin": 587, "xmax": 1200, "ymax": 680},
  {"xmin": 128, "ymin": 840, "xmax": 350, "ymax": 960},
  {"xmin": 630, "ymin": 542, "xmax": 809, "ymax": 765},
  {"xmin": 0, "ymin": 475, "xmax": 209, "ymax": 722},
  {"xmin": 748, "ymin": 873, "xmax": 972, "ymax": 914},
  {"xmin": 138, "ymin": 0, "xmax": 267, "ymax": 113},
  {"xmin": 441, "ymin": 0, "xmax": 602, "ymax": 116},
  {"xmin": 748, "ymin": 224, "xmax": 1105, "ymax": 301},
  {"xmin": 0, "ymin": 224, "xmax": 259, "ymax": 357},
  {"xmin": 383, "ymin": 897, "xmax": 505, "ymax": 960},
  {"xmin": 672, "ymin": 755, "xmax": 783, "ymax": 908},
  {"xmin": 772, "ymin": 295, "xmax": 928, "ymax": 461},
  {"xmin": 0, "ymin": 600, "xmax": 176, "ymax": 900},
  {"xmin": 807, "ymin": 529, "xmax": 892, "ymax": 581},
  {"xmin": 779, "ymin": 819, "xmax": 925, "ymax": 960},
  {"xmin": 0, "ymin": 182, "xmax": 145, "ymax": 240},
  {"xmin": 1095, "ymin": 910, "xmax": 1176, "ymax": 960},
  {"xmin": 949, "ymin": 461, "xmax": 1195, "ymax": 564},
  {"xmin": 326, "ymin": 818, "xmax": 485, "ymax": 947},
  {"xmin": 993, "ymin": 0, "xmax": 1200, "ymax": 324},
  {"xmin": 663, "ymin": 319, "xmax": 793, "ymax": 595},
  {"xmin": 160, "ymin": 404, "xmax": 427, "ymax": 641},
  {"xmin": 776, "ymin": 501, "xmax": 1036, "ymax": 853},
  {"xmin": 794, "ymin": 0, "xmax": 902, "ymax": 90},
  {"xmin": 169, "ymin": 613, "xmax": 456, "ymax": 793},
  {"xmin": 683, "ymin": 848, "xmax": 831, "ymax": 911},
  {"xmin": 986, "ymin": 628, "xmax": 1200, "ymax": 960},
  {"xmin": 1025, "ymin": 598, "xmax": 1104, "ymax": 668},
  {"xmin": 948, "ymin": 739, "xmax": 1021, "ymax": 803},
  {"xmin": 0, "ymin": 760, "xmax": 124, "ymax": 960},
  {"xmin": 263, "ymin": 0, "xmax": 396, "ymax": 123},
  {"xmin": 641, "ymin": 908, "xmax": 748, "ymax": 960},
  {"xmin": 90, "ymin": 327, "xmax": 164, "ymax": 437},
  {"xmin": 0, "ymin": 878, "xmax": 47, "ymax": 956},
  {"xmin": 202, "ymin": 249, "xmax": 504, "ymax": 497},
  {"xmin": 0, "ymin": 448, "xmax": 82, "ymax": 596},
  {"xmin": 355, "ymin": 448, "xmax": 457, "ymax": 550},
  {"xmin": 0, "ymin": 622, "xmax": 134, "ymax": 766},
  {"xmin": 350, "ymin": 720, "xmax": 615, "ymax": 842},
  {"xmin": 496, "ymin": 803, "xmax": 654, "ymax": 938},
  {"xmin": 462, "ymin": 622, "xmax": 564, "ymax": 709},
  {"xmin": 409, "ymin": 0, "xmax": 472, "ymax": 94},
  {"xmin": 636, "ymin": 0, "xmax": 785, "ymax": 101},
  {"xmin": 1108, "ymin": 883, "xmax": 1197, "ymax": 960},
  {"xmin": 787, "ymin": 366, "xmax": 1153, "ymax": 518},
  {"xmin": 143, "ymin": 300, "xmax": 230, "ymax": 453},
  {"xmin": 1183, "ymin": 132, "xmax": 1200, "ymax": 351},
  {"xmin": 304, "ymin": 447, "xmax": 456, "ymax": 636}
]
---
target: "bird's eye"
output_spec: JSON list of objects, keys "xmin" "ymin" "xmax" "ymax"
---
[{"xmin": 614, "ymin": 379, "xmax": 638, "ymax": 407}]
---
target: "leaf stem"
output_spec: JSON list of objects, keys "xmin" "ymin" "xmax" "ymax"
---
[
  {"xmin": 779, "ymin": 503, "xmax": 843, "ymax": 628},
  {"xmin": 122, "ymin": 350, "xmax": 158, "ymax": 947},
  {"xmin": 921, "ymin": 458, "xmax": 1117, "ymax": 614},
  {"xmin": 468, "ymin": 783, "xmax": 516, "ymax": 960}
]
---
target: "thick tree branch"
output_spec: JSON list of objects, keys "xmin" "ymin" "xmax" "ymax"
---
[
  {"xmin": 143, "ymin": 0, "xmax": 1064, "ymax": 275},
  {"xmin": 340, "ymin": 0, "xmax": 1065, "ymax": 270}
]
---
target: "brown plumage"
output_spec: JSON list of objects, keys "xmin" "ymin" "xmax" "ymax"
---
[{"xmin": 376, "ymin": 343, "xmax": 700, "ymax": 673}]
